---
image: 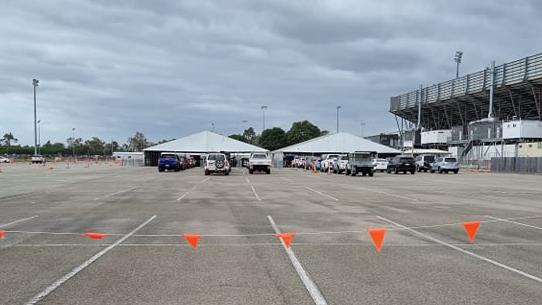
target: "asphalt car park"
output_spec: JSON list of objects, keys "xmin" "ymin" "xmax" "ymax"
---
[{"xmin": 1, "ymin": 163, "xmax": 542, "ymax": 304}]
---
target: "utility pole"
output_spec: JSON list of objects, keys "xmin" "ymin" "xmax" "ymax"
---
[
  {"xmin": 72, "ymin": 128, "xmax": 76, "ymax": 159},
  {"xmin": 32, "ymin": 79, "xmax": 39, "ymax": 155},
  {"xmin": 261, "ymin": 105, "xmax": 268, "ymax": 132},
  {"xmin": 211, "ymin": 122, "xmax": 215, "ymax": 132},
  {"xmin": 488, "ymin": 60, "xmax": 495, "ymax": 118},
  {"xmin": 37, "ymin": 120, "xmax": 41, "ymax": 154},
  {"xmin": 454, "ymin": 51, "xmax": 463, "ymax": 79},
  {"xmin": 336, "ymin": 106, "xmax": 342, "ymax": 133}
]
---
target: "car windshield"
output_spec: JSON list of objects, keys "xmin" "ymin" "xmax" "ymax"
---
[
  {"xmin": 341, "ymin": 156, "xmax": 348, "ymax": 160},
  {"xmin": 445, "ymin": 158, "xmax": 457, "ymax": 162},
  {"xmin": 424, "ymin": 156, "xmax": 435, "ymax": 162},
  {"xmin": 161, "ymin": 154, "xmax": 176, "ymax": 159},
  {"xmin": 252, "ymin": 154, "xmax": 267, "ymax": 159},
  {"xmin": 208, "ymin": 154, "xmax": 225, "ymax": 161},
  {"xmin": 400, "ymin": 158, "xmax": 414, "ymax": 162}
]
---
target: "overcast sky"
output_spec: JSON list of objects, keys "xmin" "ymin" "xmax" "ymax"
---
[{"xmin": 2, "ymin": 0, "xmax": 542, "ymax": 145}]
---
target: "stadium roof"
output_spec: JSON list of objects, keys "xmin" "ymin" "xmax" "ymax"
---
[
  {"xmin": 390, "ymin": 52, "xmax": 542, "ymax": 130},
  {"xmin": 273, "ymin": 132, "xmax": 400, "ymax": 154},
  {"xmin": 144, "ymin": 131, "xmax": 267, "ymax": 153}
]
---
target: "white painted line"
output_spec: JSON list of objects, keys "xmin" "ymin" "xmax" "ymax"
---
[
  {"xmin": 93, "ymin": 186, "xmax": 137, "ymax": 200},
  {"xmin": 24, "ymin": 215, "xmax": 156, "ymax": 305},
  {"xmin": 486, "ymin": 216, "xmax": 542, "ymax": 231},
  {"xmin": 251, "ymin": 185, "xmax": 262, "ymax": 201},
  {"xmin": 305, "ymin": 187, "xmax": 339, "ymax": 201},
  {"xmin": 377, "ymin": 216, "xmax": 542, "ymax": 284},
  {"xmin": 176, "ymin": 192, "xmax": 189, "ymax": 201},
  {"xmin": 14, "ymin": 242, "xmax": 542, "ymax": 248},
  {"xmin": 199, "ymin": 177, "xmax": 210, "ymax": 184},
  {"xmin": 267, "ymin": 215, "xmax": 328, "ymax": 305},
  {"xmin": 0, "ymin": 215, "xmax": 38, "ymax": 228},
  {"xmin": 361, "ymin": 187, "xmax": 418, "ymax": 201},
  {"xmin": 245, "ymin": 177, "xmax": 251, "ymax": 184}
]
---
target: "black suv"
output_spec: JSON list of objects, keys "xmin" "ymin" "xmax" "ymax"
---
[{"xmin": 387, "ymin": 156, "xmax": 416, "ymax": 175}]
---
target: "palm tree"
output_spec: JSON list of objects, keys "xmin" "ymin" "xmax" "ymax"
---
[{"xmin": 2, "ymin": 133, "xmax": 17, "ymax": 147}]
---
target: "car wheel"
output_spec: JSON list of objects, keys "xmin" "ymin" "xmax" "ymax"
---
[
  {"xmin": 204, "ymin": 170, "xmax": 210, "ymax": 176},
  {"xmin": 369, "ymin": 172, "xmax": 374, "ymax": 177},
  {"xmin": 362, "ymin": 172, "xmax": 366, "ymax": 176},
  {"xmin": 249, "ymin": 169, "xmax": 253, "ymax": 174},
  {"xmin": 454, "ymin": 170, "xmax": 459, "ymax": 174},
  {"xmin": 438, "ymin": 167, "xmax": 442, "ymax": 174},
  {"xmin": 411, "ymin": 170, "xmax": 415, "ymax": 175},
  {"xmin": 394, "ymin": 168, "xmax": 399, "ymax": 174},
  {"xmin": 225, "ymin": 171, "xmax": 229, "ymax": 176},
  {"xmin": 158, "ymin": 167, "xmax": 164, "ymax": 172},
  {"xmin": 430, "ymin": 169, "xmax": 435, "ymax": 173},
  {"xmin": 266, "ymin": 169, "xmax": 271, "ymax": 174}
]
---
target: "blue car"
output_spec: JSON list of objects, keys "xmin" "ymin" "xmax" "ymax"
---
[{"xmin": 158, "ymin": 153, "xmax": 182, "ymax": 172}]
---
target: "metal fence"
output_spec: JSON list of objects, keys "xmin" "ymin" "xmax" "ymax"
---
[{"xmin": 491, "ymin": 157, "xmax": 542, "ymax": 174}]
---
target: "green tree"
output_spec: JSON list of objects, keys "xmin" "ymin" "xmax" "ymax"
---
[
  {"xmin": 259, "ymin": 127, "xmax": 287, "ymax": 151},
  {"xmin": 229, "ymin": 134, "xmax": 245, "ymax": 142},
  {"xmin": 286, "ymin": 120, "xmax": 321, "ymax": 145},
  {"xmin": 242, "ymin": 127, "xmax": 257, "ymax": 144},
  {"xmin": 84, "ymin": 137, "xmax": 106, "ymax": 155},
  {"xmin": 1, "ymin": 132, "xmax": 18, "ymax": 147},
  {"xmin": 127, "ymin": 132, "xmax": 149, "ymax": 151}
]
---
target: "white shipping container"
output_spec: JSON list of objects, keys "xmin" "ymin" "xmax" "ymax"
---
[
  {"xmin": 421, "ymin": 130, "xmax": 452, "ymax": 144},
  {"xmin": 502, "ymin": 120, "xmax": 542, "ymax": 139}
]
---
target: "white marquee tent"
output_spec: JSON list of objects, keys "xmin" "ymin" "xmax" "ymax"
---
[{"xmin": 144, "ymin": 131, "xmax": 267, "ymax": 166}]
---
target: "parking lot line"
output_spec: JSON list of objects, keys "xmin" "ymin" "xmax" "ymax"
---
[
  {"xmin": 93, "ymin": 186, "xmax": 137, "ymax": 200},
  {"xmin": 199, "ymin": 177, "xmax": 210, "ymax": 184},
  {"xmin": 486, "ymin": 216, "xmax": 542, "ymax": 231},
  {"xmin": 176, "ymin": 192, "xmax": 189, "ymax": 201},
  {"xmin": 305, "ymin": 187, "xmax": 339, "ymax": 201},
  {"xmin": 24, "ymin": 215, "xmax": 157, "ymax": 305},
  {"xmin": 267, "ymin": 215, "xmax": 328, "ymax": 305},
  {"xmin": 377, "ymin": 215, "xmax": 542, "ymax": 284},
  {"xmin": 251, "ymin": 185, "xmax": 262, "ymax": 201},
  {"xmin": 0, "ymin": 215, "xmax": 38, "ymax": 228}
]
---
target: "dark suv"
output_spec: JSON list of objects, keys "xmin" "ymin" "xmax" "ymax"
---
[
  {"xmin": 387, "ymin": 156, "xmax": 416, "ymax": 175},
  {"xmin": 158, "ymin": 153, "xmax": 183, "ymax": 172}
]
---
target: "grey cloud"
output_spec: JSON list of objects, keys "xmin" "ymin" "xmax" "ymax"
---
[{"xmin": 1, "ymin": 0, "xmax": 542, "ymax": 145}]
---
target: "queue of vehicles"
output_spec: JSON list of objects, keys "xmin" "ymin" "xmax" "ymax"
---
[
  {"xmin": 291, "ymin": 153, "xmax": 459, "ymax": 176},
  {"xmin": 158, "ymin": 153, "xmax": 197, "ymax": 172}
]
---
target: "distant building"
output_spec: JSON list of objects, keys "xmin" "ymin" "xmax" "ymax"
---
[{"xmin": 365, "ymin": 132, "xmax": 401, "ymax": 150}]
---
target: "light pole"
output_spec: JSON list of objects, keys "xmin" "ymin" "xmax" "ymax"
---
[
  {"xmin": 72, "ymin": 128, "xmax": 76, "ymax": 159},
  {"xmin": 360, "ymin": 121, "xmax": 366, "ymax": 138},
  {"xmin": 336, "ymin": 106, "xmax": 342, "ymax": 133},
  {"xmin": 241, "ymin": 120, "xmax": 248, "ymax": 132},
  {"xmin": 211, "ymin": 122, "xmax": 215, "ymax": 132},
  {"xmin": 454, "ymin": 51, "xmax": 463, "ymax": 78},
  {"xmin": 33, "ymin": 79, "xmax": 39, "ymax": 155},
  {"xmin": 261, "ymin": 105, "xmax": 268, "ymax": 132},
  {"xmin": 37, "ymin": 120, "xmax": 41, "ymax": 154}
]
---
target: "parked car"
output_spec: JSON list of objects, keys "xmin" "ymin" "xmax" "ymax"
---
[
  {"xmin": 372, "ymin": 158, "xmax": 388, "ymax": 172},
  {"xmin": 430, "ymin": 157, "xmax": 459, "ymax": 174},
  {"xmin": 0, "ymin": 156, "xmax": 10, "ymax": 163},
  {"xmin": 415, "ymin": 155, "xmax": 436, "ymax": 172},
  {"xmin": 158, "ymin": 153, "xmax": 182, "ymax": 172},
  {"xmin": 204, "ymin": 153, "xmax": 230, "ymax": 175},
  {"xmin": 31, "ymin": 154, "xmax": 45, "ymax": 164},
  {"xmin": 333, "ymin": 155, "xmax": 349, "ymax": 174},
  {"xmin": 346, "ymin": 151, "xmax": 376, "ymax": 176},
  {"xmin": 321, "ymin": 154, "xmax": 340, "ymax": 172},
  {"xmin": 387, "ymin": 156, "xmax": 416, "ymax": 174},
  {"xmin": 248, "ymin": 152, "xmax": 271, "ymax": 174}
]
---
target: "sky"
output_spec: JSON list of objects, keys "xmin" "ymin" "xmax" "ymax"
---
[{"xmin": 2, "ymin": 0, "xmax": 542, "ymax": 145}]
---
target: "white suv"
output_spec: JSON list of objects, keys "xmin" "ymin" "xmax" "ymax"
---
[{"xmin": 204, "ymin": 153, "xmax": 230, "ymax": 176}]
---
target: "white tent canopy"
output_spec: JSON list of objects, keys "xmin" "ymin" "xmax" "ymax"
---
[
  {"xmin": 273, "ymin": 132, "xmax": 400, "ymax": 154},
  {"xmin": 144, "ymin": 131, "xmax": 267, "ymax": 153}
]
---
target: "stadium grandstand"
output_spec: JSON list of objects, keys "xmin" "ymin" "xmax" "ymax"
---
[{"xmin": 390, "ymin": 52, "xmax": 542, "ymax": 162}]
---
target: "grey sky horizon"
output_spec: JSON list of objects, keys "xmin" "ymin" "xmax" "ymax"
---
[{"xmin": 2, "ymin": 0, "xmax": 542, "ymax": 145}]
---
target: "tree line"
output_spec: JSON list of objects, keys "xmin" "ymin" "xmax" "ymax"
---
[
  {"xmin": 1, "ymin": 120, "xmax": 328, "ymax": 156},
  {"xmin": 229, "ymin": 120, "xmax": 329, "ymax": 151},
  {"xmin": 0, "ymin": 132, "xmax": 171, "ymax": 156}
]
